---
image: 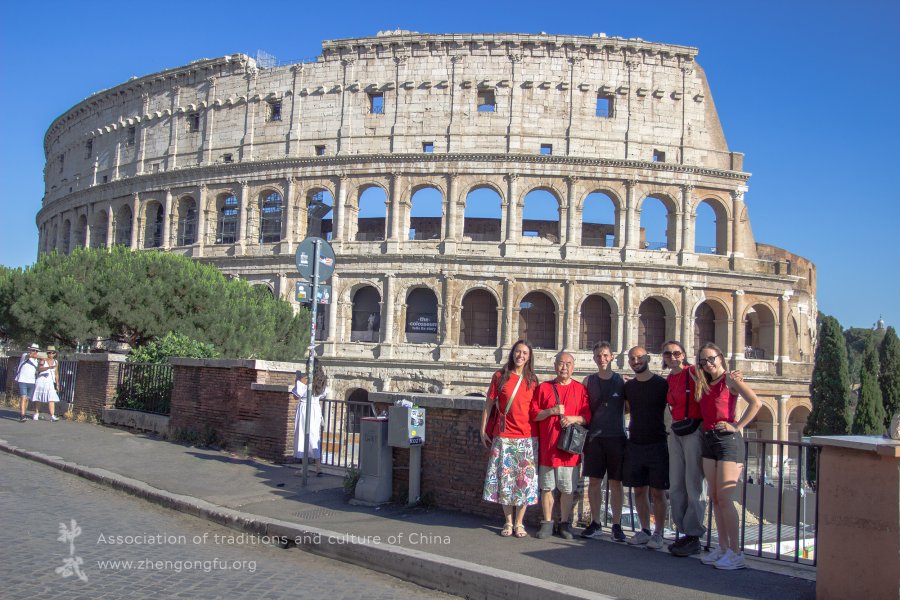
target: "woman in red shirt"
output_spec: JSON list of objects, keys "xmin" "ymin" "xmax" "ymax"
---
[
  {"xmin": 695, "ymin": 342, "xmax": 761, "ymax": 571},
  {"xmin": 481, "ymin": 339, "xmax": 539, "ymax": 538}
]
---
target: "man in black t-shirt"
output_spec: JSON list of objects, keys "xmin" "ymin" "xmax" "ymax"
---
[
  {"xmin": 623, "ymin": 345, "xmax": 670, "ymax": 550},
  {"xmin": 580, "ymin": 341, "xmax": 628, "ymax": 541}
]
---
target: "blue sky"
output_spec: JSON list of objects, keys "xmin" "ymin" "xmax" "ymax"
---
[{"xmin": 1, "ymin": 0, "xmax": 897, "ymax": 330}]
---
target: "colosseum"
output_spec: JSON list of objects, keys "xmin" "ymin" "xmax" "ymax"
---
[{"xmin": 38, "ymin": 31, "xmax": 816, "ymax": 444}]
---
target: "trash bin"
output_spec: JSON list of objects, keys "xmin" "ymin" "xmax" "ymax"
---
[{"xmin": 354, "ymin": 417, "xmax": 392, "ymax": 504}]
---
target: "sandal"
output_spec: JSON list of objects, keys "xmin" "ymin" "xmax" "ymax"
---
[
  {"xmin": 514, "ymin": 525, "xmax": 528, "ymax": 538},
  {"xmin": 500, "ymin": 523, "xmax": 514, "ymax": 537}
]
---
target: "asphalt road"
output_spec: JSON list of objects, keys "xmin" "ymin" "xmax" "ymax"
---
[{"xmin": 0, "ymin": 451, "xmax": 457, "ymax": 600}]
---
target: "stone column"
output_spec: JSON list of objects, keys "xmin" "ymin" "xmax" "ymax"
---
[
  {"xmin": 327, "ymin": 272, "xmax": 340, "ymax": 348},
  {"xmin": 240, "ymin": 68, "xmax": 257, "ymax": 162},
  {"xmin": 622, "ymin": 282, "xmax": 635, "ymax": 352},
  {"xmin": 105, "ymin": 204, "xmax": 114, "ymax": 248},
  {"xmin": 83, "ymin": 208, "xmax": 92, "ymax": 250},
  {"xmin": 502, "ymin": 278, "xmax": 514, "ymax": 348},
  {"xmin": 137, "ymin": 93, "xmax": 150, "ymax": 173},
  {"xmin": 130, "ymin": 193, "xmax": 140, "ymax": 249},
  {"xmin": 332, "ymin": 174, "xmax": 345, "ymax": 243},
  {"xmin": 779, "ymin": 291, "xmax": 792, "ymax": 363},
  {"xmin": 624, "ymin": 179, "xmax": 638, "ymax": 249},
  {"xmin": 287, "ymin": 65, "xmax": 303, "ymax": 155},
  {"xmin": 202, "ymin": 78, "xmax": 217, "ymax": 165},
  {"xmin": 680, "ymin": 184, "xmax": 693, "ymax": 254},
  {"xmin": 564, "ymin": 176, "xmax": 579, "ymax": 248},
  {"xmin": 777, "ymin": 394, "xmax": 790, "ymax": 442},
  {"xmin": 503, "ymin": 174, "xmax": 518, "ymax": 255},
  {"xmin": 563, "ymin": 279, "xmax": 575, "ymax": 350},
  {"xmin": 386, "ymin": 173, "xmax": 401, "ymax": 250},
  {"xmin": 732, "ymin": 290, "xmax": 745, "ymax": 360},
  {"xmin": 167, "ymin": 86, "xmax": 180, "ymax": 171},
  {"xmin": 438, "ymin": 273, "xmax": 453, "ymax": 347},
  {"xmin": 381, "ymin": 274, "xmax": 395, "ymax": 353},
  {"xmin": 681, "ymin": 286, "xmax": 692, "ymax": 355},
  {"xmin": 238, "ymin": 180, "xmax": 250, "ymax": 252},
  {"xmin": 731, "ymin": 188, "xmax": 746, "ymax": 257},
  {"xmin": 197, "ymin": 184, "xmax": 207, "ymax": 256},
  {"xmin": 443, "ymin": 173, "xmax": 458, "ymax": 254},
  {"xmin": 284, "ymin": 177, "xmax": 296, "ymax": 253},
  {"xmin": 162, "ymin": 189, "xmax": 173, "ymax": 249}
]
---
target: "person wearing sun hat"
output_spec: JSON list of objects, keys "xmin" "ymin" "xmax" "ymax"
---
[
  {"xmin": 33, "ymin": 345, "xmax": 61, "ymax": 421},
  {"xmin": 15, "ymin": 344, "xmax": 41, "ymax": 422}
]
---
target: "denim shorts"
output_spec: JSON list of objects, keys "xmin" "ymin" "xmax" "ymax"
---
[
  {"xmin": 701, "ymin": 429, "xmax": 745, "ymax": 463},
  {"xmin": 18, "ymin": 382, "xmax": 35, "ymax": 398}
]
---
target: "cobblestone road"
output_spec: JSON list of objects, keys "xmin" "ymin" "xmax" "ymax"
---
[{"xmin": 0, "ymin": 452, "xmax": 457, "ymax": 600}]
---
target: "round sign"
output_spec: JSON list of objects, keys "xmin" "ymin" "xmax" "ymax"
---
[{"xmin": 295, "ymin": 237, "xmax": 336, "ymax": 282}]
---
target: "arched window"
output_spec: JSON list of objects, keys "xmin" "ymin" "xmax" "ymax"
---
[
  {"xmin": 463, "ymin": 187, "xmax": 502, "ymax": 242},
  {"xmin": 744, "ymin": 304, "xmax": 777, "ymax": 360},
  {"xmin": 351, "ymin": 286, "xmax": 381, "ymax": 342},
  {"xmin": 115, "ymin": 205, "xmax": 132, "ymax": 246},
  {"xmin": 581, "ymin": 192, "xmax": 617, "ymax": 247},
  {"xmin": 519, "ymin": 291, "xmax": 556, "ymax": 349},
  {"xmin": 307, "ymin": 189, "xmax": 334, "ymax": 241},
  {"xmin": 521, "ymin": 189, "xmax": 560, "ymax": 244},
  {"xmin": 216, "ymin": 195, "xmax": 239, "ymax": 244},
  {"xmin": 259, "ymin": 191, "xmax": 283, "ymax": 243},
  {"xmin": 357, "ymin": 187, "xmax": 387, "ymax": 241},
  {"xmin": 91, "ymin": 211, "xmax": 108, "ymax": 248},
  {"xmin": 345, "ymin": 388, "xmax": 372, "ymax": 434},
  {"xmin": 405, "ymin": 288, "xmax": 439, "ymax": 343},
  {"xmin": 409, "ymin": 187, "xmax": 442, "ymax": 241},
  {"xmin": 460, "ymin": 289, "xmax": 498, "ymax": 346},
  {"xmin": 639, "ymin": 196, "xmax": 673, "ymax": 251},
  {"xmin": 693, "ymin": 302, "xmax": 716, "ymax": 350},
  {"xmin": 144, "ymin": 202, "xmax": 164, "ymax": 248},
  {"xmin": 61, "ymin": 220, "xmax": 72, "ymax": 254},
  {"xmin": 694, "ymin": 200, "xmax": 719, "ymax": 254},
  {"xmin": 638, "ymin": 298, "xmax": 667, "ymax": 352},
  {"xmin": 74, "ymin": 215, "xmax": 88, "ymax": 248},
  {"xmin": 177, "ymin": 197, "xmax": 198, "ymax": 246},
  {"xmin": 579, "ymin": 295, "xmax": 612, "ymax": 350}
]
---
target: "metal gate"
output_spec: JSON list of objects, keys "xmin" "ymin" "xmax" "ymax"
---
[{"xmin": 57, "ymin": 359, "xmax": 78, "ymax": 405}]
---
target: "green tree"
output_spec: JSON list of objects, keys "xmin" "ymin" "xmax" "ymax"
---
[
  {"xmin": 852, "ymin": 337, "xmax": 886, "ymax": 435},
  {"xmin": 0, "ymin": 247, "xmax": 310, "ymax": 361},
  {"xmin": 806, "ymin": 315, "xmax": 852, "ymax": 436},
  {"xmin": 879, "ymin": 326, "xmax": 900, "ymax": 428},
  {"xmin": 128, "ymin": 332, "xmax": 219, "ymax": 364},
  {"xmin": 844, "ymin": 327, "xmax": 873, "ymax": 386}
]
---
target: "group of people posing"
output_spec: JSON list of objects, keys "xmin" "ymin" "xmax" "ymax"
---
[
  {"xmin": 14, "ymin": 343, "xmax": 62, "ymax": 422},
  {"xmin": 480, "ymin": 338, "xmax": 761, "ymax": 571}
]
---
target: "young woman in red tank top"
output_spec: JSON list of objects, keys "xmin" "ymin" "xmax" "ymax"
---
[{"xmin": 694, "ymin": 342, "xmax": 761, "ymax": 570}]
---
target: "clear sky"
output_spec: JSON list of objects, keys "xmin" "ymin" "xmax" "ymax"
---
[{"xmin": 1, "ymin": 0, "xmax": 897, "ymax": 330}]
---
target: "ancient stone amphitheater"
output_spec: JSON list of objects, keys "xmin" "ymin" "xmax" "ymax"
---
[{"xmin": 39, "ymin": 31, "xmax": 815, "ymax": 443}]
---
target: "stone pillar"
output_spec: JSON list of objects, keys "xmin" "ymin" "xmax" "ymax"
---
[
  {"xmin": 287, "ymin": 65, "xmax": 303, "ymax": 155},
  {"xmin": 202, "ymin": 78, "xmax": 217, "ymax": 165},
  {"xmin": 137, "ymin": 93, "xmax": 150, "ymax": 173},
  {"xmin": 624, "ymin": 179, "xmax": 638, "ymax": 249},
  {"xmin": 562, "ymin": 176, "xmax": 578, "ymax": 251},
  {"xmin": 381, "ymin": 273, "xmax": 395, "ymax": 346},
  {"xmin": 732, "ymin": 290, "xmax": 745, "ymax": 361},
  {"xmin": 332, "ymin": 174, "xmax": 345, "ymax": 243},
  {"xmin": 105, "ymin": 204, "xmax": 114, "ymax": 248},
  {"xmin": 680, "ymin": 184, "xmax": 693, "ymax": 254},
  {"xmin": 779, "ymin": 291, "xmax": 792, "ymax": 363},
  {"xmin": 731, "ymin": 188, "xmax": 746, "ymax": 257},
  {"xmin": 386, "ymin": 173, "xmax": 401, "ymax": 251},
  {"xmin": 284, "ymin": 177, "xmax": 296, "ymax": 253},
  {"xmin": 777, "ymin": 394, "xmax": 790, "ymax": 441},
  {"xmin": 622, "ymin": 282, "xmax": 635, "ymax": 352},
  {"xmin": 130, "ymin": 193, "xmax": 139, "ymax": 249},
  {"xmin": 502, "ymin": 278, "xmax": 514, "ymax": 348},
  {"xmin": 327, "ymin": 272, "xmax": 340, "ymax": 347},
  {"xmin": 162, "ymin": 189, "xmax": 173, "ymax": 249},
  {"xmin": 503, "ymin": 174, "xmax": 518, "ymax": 255},
  {"xmin": 197, "ymin": 184, "xmax": 207, "ymax": 256},
  {"xmin": 238, "ymin": 180, "xmax": 249, "ymax": 252},
  {"xmin": 167, "ymin": 86, "xmax": 180, "ymax": 171},
  {"xmin": 83, "ymin": 208, "xmax": 92, "ymax": 250},
  {"xmin": 681, "ymin": 286, "xmax": 692, "ymax": 355},
  {"xmin": 563, "ymin": 279, "xmax": 575, "ymax": 350},
  {"xmin": 443, "ymin": 172, "xmax": 458, "ymax": 255},
  {"xmin": 241, "ymin": 68, "xmax": 257, "ymax": 162},
  {"xmin": 438, "ymin": 273, "xmax": 453, "ymax": 347}
]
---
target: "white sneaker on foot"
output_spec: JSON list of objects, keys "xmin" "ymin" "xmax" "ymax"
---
[
  {"xmin": 32, "ymin": 413, "xmax": 40, "ymax": 421},
  {"xmin": 50, "ymin": 415, "xmax": 59, "ymax": 422},
  {"xmin": 714, "ymin": 549, "xmax": 747, "ymax": 570},
  {"xmin": 647, "ymin": 532, "xmax": 664, "ymax": 549},
  {"xmin": 628, "ymin": 529, "xmax": 651, "ymax": 545},
  {"xmin": 701, "ymin": 546, "xmax": 725, "ymax": 565}
]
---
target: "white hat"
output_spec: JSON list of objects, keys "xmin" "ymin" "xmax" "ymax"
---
[{"xmin": 27, "ymin": 343, "xmax": 40, "ymax": 351}]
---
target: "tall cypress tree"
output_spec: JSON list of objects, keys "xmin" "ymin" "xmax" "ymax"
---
[
  {"xmin": 853, "ymin": 337, "xmax": 886, "ymax": 435},
  {"xmin": 879, "ymin": 326, "xmax": 900, "ymax": 428},
  {"xmin": 805, "ymin": 315, "xmax": 852, "ymax": 436}
]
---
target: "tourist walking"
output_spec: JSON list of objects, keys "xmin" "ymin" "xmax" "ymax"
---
[
  {"xmin": 33, "ymin": 346, "xmax": 61, "ymax": 421},
  {"xmin": 14, "ymin": 343, "xmax": 40, "ymax": 422},
  {"xmin": 481, "ymin": 340, "xmax": 540, "ymax": 538},
  {"xmin": 695, "ymin": 342, "xmax": 761, "ymax": 570}
]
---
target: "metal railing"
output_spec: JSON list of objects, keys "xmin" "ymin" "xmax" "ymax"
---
[
  {"xmin": 643, "ymin": 241, "xmax": 668, "ymax": 250},
  {"xmin": 0, "ymin": 358, "xmax": 7, "ymax": 393},
  {"xmin": 318, "ymin": 398, "xmax": 377, "ymax": 470},
  {"xmin": 57, "ymin": 360, "xmax": 77, "ymax": 405},
  {"xmin": 115, "ymin": 363, "xmax": 173, "ymax": 415}
]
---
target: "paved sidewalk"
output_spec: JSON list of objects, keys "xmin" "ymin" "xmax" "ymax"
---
[{"xmin": 0, "ymin": 408, "xmax": 814, "ymax": 600}]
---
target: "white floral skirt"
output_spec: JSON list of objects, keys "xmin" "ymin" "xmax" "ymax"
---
[{"xmin": 482, "ymin": 436, "xmax": 539, "ymax": 506}]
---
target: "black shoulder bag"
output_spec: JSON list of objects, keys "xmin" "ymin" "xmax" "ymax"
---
[
  {"xmin": 554, "ymin": 383, "xmax": 588, "ymax": 454},
  {"xmin": 671, "ymin": 375, "xmax": 703, "ymax": 436}
]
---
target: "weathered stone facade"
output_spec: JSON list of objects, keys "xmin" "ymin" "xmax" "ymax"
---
[{"xmin": 38, "ymin": 31, "xmax": 816, "ymax": 442}]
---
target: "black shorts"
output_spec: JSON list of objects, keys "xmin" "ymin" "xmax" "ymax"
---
[
  {"xmin": 623, "ymin": 441, "xmax": 669, "ymax": 490},
  {"xmin": 701, "ymin": 429, "xmax": 745, "ymax": 463},
  {"xmin": 582, "ymin": 436, "xmax": 626, "ymax": 481}
]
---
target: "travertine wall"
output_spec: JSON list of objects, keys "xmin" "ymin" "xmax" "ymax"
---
[{"xmin": 37, "ymin": 31, "xmax": 816, "ymax": 439}]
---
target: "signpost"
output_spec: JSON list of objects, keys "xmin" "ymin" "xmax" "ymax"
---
[{"xmin": 294, "ymin": 237, "xmax": 335, "ymax": 487}]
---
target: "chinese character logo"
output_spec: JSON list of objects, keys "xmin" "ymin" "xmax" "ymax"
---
[{"xmin": 55, "ymin": 519, "xmax": 88, "ymax": 582}]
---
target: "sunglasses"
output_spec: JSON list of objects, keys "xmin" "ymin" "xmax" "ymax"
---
[
  {"xmin": 662, "ymin": 351, "xmax": 683, "ymax": 358},
  {"xmin": 698, "ymin": 354, "xmax": 721, "ymax": 366}
]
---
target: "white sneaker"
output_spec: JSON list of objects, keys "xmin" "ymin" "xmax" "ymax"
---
[
  {"xmin": 32, "ymin": 413, "xmax": 40, "ymax": 421},
  {"xmin": 701, "ymin": 546, "xmax": 725, "ymax": 565},
  {"xmin": 50, "ymin": 415, "xmax": 59, "ymax": 422},
  {"xmin": 714, "ymin": 549, "xmax": 747, "ymax": 570},
  {"xmin": 627, "ymin": 530, "xmax": 651, "ymax": 545},
  {"xmin": 647, "ymin": 532, "xmax": 664, "ymax": 549}
]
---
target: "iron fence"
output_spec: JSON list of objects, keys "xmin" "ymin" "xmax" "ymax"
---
[
  {"xmin": 0, "ymin": 358, "xmax": 7, "ymax": 393},
  {"xmin": 115, "ymin": 363, "xmax": 173, "ymax": 415},
  {"xmin": 57, "ymin": 360, "xmax": 77, "ymax": 405},
  {"xmin": 318, "ymin": 398, "xmax": 377, "ymax": 470}
]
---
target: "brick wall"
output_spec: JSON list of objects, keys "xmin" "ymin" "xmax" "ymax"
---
[{"xmin": 72, "ymin": 353, "xmax": 125, "ymax": 418}]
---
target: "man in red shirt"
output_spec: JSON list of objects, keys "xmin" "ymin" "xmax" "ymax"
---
[{"xmin": 531, "ymin": 351, "xmax": 591, "ymax": 539}]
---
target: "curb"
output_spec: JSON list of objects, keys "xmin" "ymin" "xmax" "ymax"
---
[{"xmin": 0, "ymin": 439, "xmax": 615, "ymax": 600}]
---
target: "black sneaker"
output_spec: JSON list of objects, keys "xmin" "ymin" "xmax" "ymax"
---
[
  {"xmin": 611, "ymin": 523, "xmax": 627, "ymax": 542},
  {"xmin": 19, "ymin": 416, "xmax": 27, "ymax": 423},
  {"xmin": 537, "ymin": 520, "xmax": 554, "ymax": 539},
  {"xmin": 558, "ymin": 522, "xmax": 574, "ymax": 540},
  {"xmin": 581, "ymin": 521, "xmax": 603, "ymax": 539},
  {"xmin": 669, "ymin": 535, "xmax": 688, "ymax": 549},
  {"xmin": 670, "ymin": 535, "xmax": 701, "ymax": 557}
]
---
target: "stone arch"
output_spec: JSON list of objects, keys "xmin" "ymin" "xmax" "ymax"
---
[
  {"xmin": 74, "ymin": 214, "xmax": 88, "ymax": 249},
  {"xmin": 694, "ymin": 197, "xmax": 728, "ymax": 255},
  {"xmin": 405, "ymin": 286, "xmax": 439, "ymax": 343},
  {"xmin": 145, "ymin": 201, "xmax": 164, "ymax": 248},
  {"xmin": 521, "ymin": 188, "xmax": 561, "ymax": 244},
  {"xmin": 215, "ymin": 193, "xmax": 239, "ymax": 244},
  {"xmin": 693, "ymin": 298, "xmax": 729, "ymax": 355},
  {"xmin": 638, "ymin": 193, "xmax": 678, "ymax": 251},
  {"xmin": 745, "ymin": 402, "xmax": 776, "ymax": 479},
  {"xmin": 356, "ymin": 184, "xmax": 387, "ymax": 241},
  {"xmin": 463, "ymin": 185, "xmax": 503, "ymax": 242},
  {"xmin": 787, "ymin": 404, "xmax": 811, "ymax": 443},
  {"xmin": 744, "ymin": 302, "xmax": 777, "ymax": 360},
  {"xmin": 518, "ymin": 290, "xmax": 558, "ymax": 350},
  {"xmin": 350, "ymin": 285, "xmax": 382, "ymax": 342},
  {"xmin": 638, "ymin": 296, "xmax": 674, "ymax": 352},
  {"xmin": 90, "ymin": 209, "xmax": 109, "ymax": 248},
  {"xmin": 176, "ymin": 195, "xmax": 198, "ymax": 246},
  {"xmin": 115, "ymin": 204, "xmax": 133, "ymax": 246},
  {"xmin": 344, "ymin": 387, "xmax": 372, "ymax": 434},
  {"xmin": 60, "ymin": 218, "xmax": 72, "ymax": 254},
  {"xmin": 305, "ymin": 186, "xmax": 334, "ymax": 241},
  {"xmin": 258, "ymin": 189, "xmax": 283, "ymax": 244},
  {"xmin": 408, "ymin": 185, "xmax": 443, "ymax": 241},
  {"xmin": 579, "ymin": 293, "xmax": 614, "ymax": 350},
  {"xmin": 581, "ymin": 191, "xmax": 619, "ymax": 247},
  {"xmin": 459, "ymin": 288, "xmax": 499, "ymax": 347}
]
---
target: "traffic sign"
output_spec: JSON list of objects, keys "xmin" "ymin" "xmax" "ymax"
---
[
  {"xmin": 295, "ymin": 237, "xmax": 335, "ymax": 281},
  {"xmin": 296, "ymin": 282, "xmax": 332, "ymax": 304}
]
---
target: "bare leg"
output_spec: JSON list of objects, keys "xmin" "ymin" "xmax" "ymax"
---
[
  {"xmin": 651, "ymin": 487, "xmax": 668, "ymax": 534},
  {"xmin": 19, "ymin": 395, "xmax": 28, "ymax": 418},
  {"xmin": 716, "ymin": 460, "xmax": 743, "ymax": 552},
  {"xmin": 633, "ymin": 485, "xmax": 650, "ymax": 531},
  {"xmin": 703, "ymin": 458, "xmax": 727, "ymax": 548},
  {"xmin": 609, "ymin": 479, "xmax": 624, "ymax": 525},
  {"xmin": 49, "ymin": 402, "xmax": 56, "ymax": 418},
  {"xmin": 559, "ymin": 492, "xmax": 574, "ymax": 524},
  {"xmin": 588, "ymin": 477, "xmax": 602, "ymax": 523},
  {"xmin": 501, "ymin": 504, "xmax": 514, "ymax": 527},
  {"xmin": 541, "ymin": 489, "xmax": 555, "ymax": 521},
  {"xmin": 514, "ymin": 504, "xmax": 528, "ymax": 528}
]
